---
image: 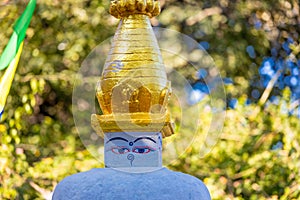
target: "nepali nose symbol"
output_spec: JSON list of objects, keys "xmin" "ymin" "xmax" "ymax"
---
[{"xmin": 127, "ymin": 154, "xmax": 134, "ymax": 166}]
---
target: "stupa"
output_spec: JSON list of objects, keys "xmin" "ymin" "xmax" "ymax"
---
[{"xmin": 53, "ymin": 0, "xmax": 211, "ymax": 199}]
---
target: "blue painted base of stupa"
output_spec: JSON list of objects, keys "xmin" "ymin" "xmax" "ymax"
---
[{"xmin": 52, "ymin": 168, "xmax": 211, "ymax": 200}]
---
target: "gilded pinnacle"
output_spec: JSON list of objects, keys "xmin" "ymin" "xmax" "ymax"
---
[
  {"xmin": 110, "ymin": 0, "xmax": 161, "ymax": 18},
  {"xmin": 91, "ymin": 0, "xmax": 174, "ymax": 138}
]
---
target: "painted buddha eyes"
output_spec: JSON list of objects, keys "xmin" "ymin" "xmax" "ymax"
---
[
  {"xmin": 107, "ymin": 137, "xmax": 157, "ymax": 155},
  {"xmin": 111, "ymin": 146, "xmax": 154, "ymax": 154},
  {"xmin": 111, "ymin": 147, "xmax": 130, "ymax": 154},
  {"xmin": 132, "ymin": 147, "xmax": 154, "ymax": 154}
]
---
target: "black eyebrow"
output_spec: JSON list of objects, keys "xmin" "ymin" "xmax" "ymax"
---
[
  {"xmin": 106, "ymin": 137, "xmax": 129, "ymax": 144},
  {"xmin": 134, "ymin": 137, "xmax": 156, "ymax": 144}
]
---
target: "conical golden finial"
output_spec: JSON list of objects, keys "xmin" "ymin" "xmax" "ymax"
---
[{"xmin": 91, "ymin": 0, "xmax": 174, "ymax": 138}]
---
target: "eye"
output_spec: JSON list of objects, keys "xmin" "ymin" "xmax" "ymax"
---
[
  {"xmin": 111, "ymin": 147, "xmax": 130, "ymax": 154},
  {"xmin": 132, "ymin": 146, "xmax": 154, "ymax": 154}
]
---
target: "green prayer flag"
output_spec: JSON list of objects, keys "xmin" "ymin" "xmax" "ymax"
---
[{"xmin": 0, "ymin": 0, "xmax": 36, "ymax": 71}]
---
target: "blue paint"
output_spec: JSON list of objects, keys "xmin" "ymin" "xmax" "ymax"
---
[
  {"xmin": 133, "ymin": 148, "xmax": 149, "ymax": 154},
  {"xmin": 158, "ymin": 136, "xmax": 162, "ymax": 146},
  {"xmin": 138, "ymin": 149, "xmax": 145, "ymax": 153},
  {"xmin": 118, "ymin": 148, "xmax": 129, "ymax": 154},
  {"xmin": 127, "ymin": 154, "xmax": 134, "ymax": 166}
]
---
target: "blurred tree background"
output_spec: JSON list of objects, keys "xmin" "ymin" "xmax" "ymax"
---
[{"xmin": 0, "ymin": 0, "xmax": 299, "ymax": 199}]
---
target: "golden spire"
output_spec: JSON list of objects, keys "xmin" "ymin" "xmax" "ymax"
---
[
  {"xmin": 91, "ymin": 0, "xmax": 174, "ymax": 137},
  {"xmin": 110, "ymin": 0, "xmax": 161, "ymax": 18}
]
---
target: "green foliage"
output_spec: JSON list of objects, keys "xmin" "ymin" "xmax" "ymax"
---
[
  {"xmin": 0, "ymin": 0, "xmax": 299, "ymax": 199},
  {"xmin": 170, "ymin": 91, "xmax": 300, "ymax": 199}
]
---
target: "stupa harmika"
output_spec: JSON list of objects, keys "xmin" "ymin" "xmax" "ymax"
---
[{"xmin": 53, "ymin": 0, "xmax": 211, "ymax": 199}]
